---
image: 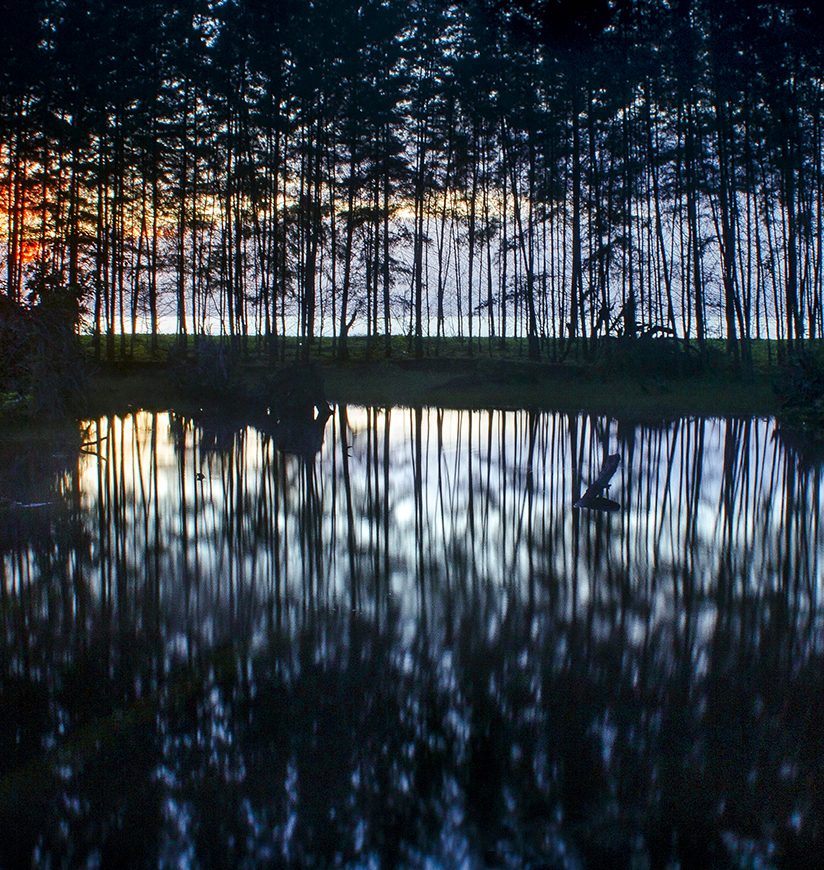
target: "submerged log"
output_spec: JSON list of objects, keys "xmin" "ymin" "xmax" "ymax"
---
[
  {"xmin": 574, "ymin": 452, "xmax": 621, "ymax": 510},
  {"xmin": 576, "ymin": 494, "xmax": 620, "ymax": 512}
]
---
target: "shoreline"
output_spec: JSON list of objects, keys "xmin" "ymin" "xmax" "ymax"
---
[{"xmin": 78, "ymin": 358, "xmax": 778, "ymax": 420}]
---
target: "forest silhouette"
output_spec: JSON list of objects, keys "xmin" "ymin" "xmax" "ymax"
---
[{"xmin": 3, "ymin": 0, "xmax": 824, "ymax": 366}]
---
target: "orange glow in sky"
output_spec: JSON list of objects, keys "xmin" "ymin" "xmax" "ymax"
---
[{"xmin": 18, "ymin": 239, "xmax": 41, "ymax": 265}]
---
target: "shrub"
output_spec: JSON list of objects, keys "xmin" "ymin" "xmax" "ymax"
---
[
  {"xmin": 0, "ymin": 271, "xmax": 86, "ymax": 417},
  {"xmin": 774, "ymin": 348, "xmax": 824, "ymax": 433},
  {"xmin": 265, "ymin": 363, "xmax": 328, "ymax": 418}
]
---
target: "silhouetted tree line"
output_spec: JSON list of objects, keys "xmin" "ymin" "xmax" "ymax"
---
[{"xmin": 2, "ymin": 0, "xmax": 824, "ymax": 362}]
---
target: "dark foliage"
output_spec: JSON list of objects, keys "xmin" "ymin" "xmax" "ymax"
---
[
  {"xmin": 0, "ymin": 272, "xmax": 85, "ymax": 416},
  {"xmin": 774, "ymin": 348, "xmax": 824, "ymax": 433}
]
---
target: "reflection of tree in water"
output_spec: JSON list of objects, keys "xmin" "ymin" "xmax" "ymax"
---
[{"xmin": 1, "ymin": 409, "xmax": 823, "ymax": 866}]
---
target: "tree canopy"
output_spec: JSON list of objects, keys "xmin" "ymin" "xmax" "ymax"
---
[{"xmin": 2, "ymin": 0, "xmax": 824, "ymax": 361}]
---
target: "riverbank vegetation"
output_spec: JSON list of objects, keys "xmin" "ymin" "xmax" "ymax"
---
[
  {"xmin": 82, "ymin": 334, "xmax": 781, "ymax": 418},
  {"xmin": 0, "ymin": 324, "xmax": 814, "ymax": 420}
]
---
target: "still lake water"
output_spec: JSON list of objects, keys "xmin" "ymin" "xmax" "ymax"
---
[{"xmin": 1, "ymin": 407, "xmax": 823, "ymax": 868}]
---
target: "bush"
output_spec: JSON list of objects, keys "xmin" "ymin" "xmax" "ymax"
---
[
  {"xmin": 774, "ymin": 348, "xmax": 824, "ymax": 433},
  {"xmin": 29, "ymin": 293, "xmax": 87, "ymax": 416},
  {"xmin": 0, "ymin": 293, "xmax": 30, "ymax": 387},
  {"xmin": 265, "ymin": 363, "xmax": 327, "ymax": 418},
  {"xmin": 0, "ymin": 272, "xmax": 86, "ymax": 417}
]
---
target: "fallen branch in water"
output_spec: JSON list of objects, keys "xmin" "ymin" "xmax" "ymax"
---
[{"xmin": 574, "ymin": 453, "xmax": 621, "ymax": 511}]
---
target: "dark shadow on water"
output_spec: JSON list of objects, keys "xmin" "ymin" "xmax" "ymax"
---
[{"xmin": 1, "ymin": 408, "xmax": 823, "ymax": 867}]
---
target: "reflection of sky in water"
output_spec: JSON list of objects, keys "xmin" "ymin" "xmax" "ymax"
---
[
  {"xmin": 3, "ymin": 408, "xmax": 824, "ymax": 867},
  {"xmin": 65, "ymin": 409, "xmax": 823, "ymax": 658}
]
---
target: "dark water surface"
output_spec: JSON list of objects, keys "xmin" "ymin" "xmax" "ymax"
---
[{"xmin": 1, "ymin": 408, "xmax": 823, "ymax": 868}]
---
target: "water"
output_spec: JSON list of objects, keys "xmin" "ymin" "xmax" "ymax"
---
[{"xmin": 1, "ymin": 408, "xmax": 823, "ymax": 868}]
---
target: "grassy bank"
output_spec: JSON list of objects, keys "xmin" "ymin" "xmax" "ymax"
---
[
  {"xmin": 83, "ymin": 354, "xmax": 778, "ymax": 419},
  {"xmin": 3, "ymin": 333, "xmax": 802, "ymax": 422},
  {"xmin": 325, "ymin": 359, "xmax": 776, "ymax": 416}
]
